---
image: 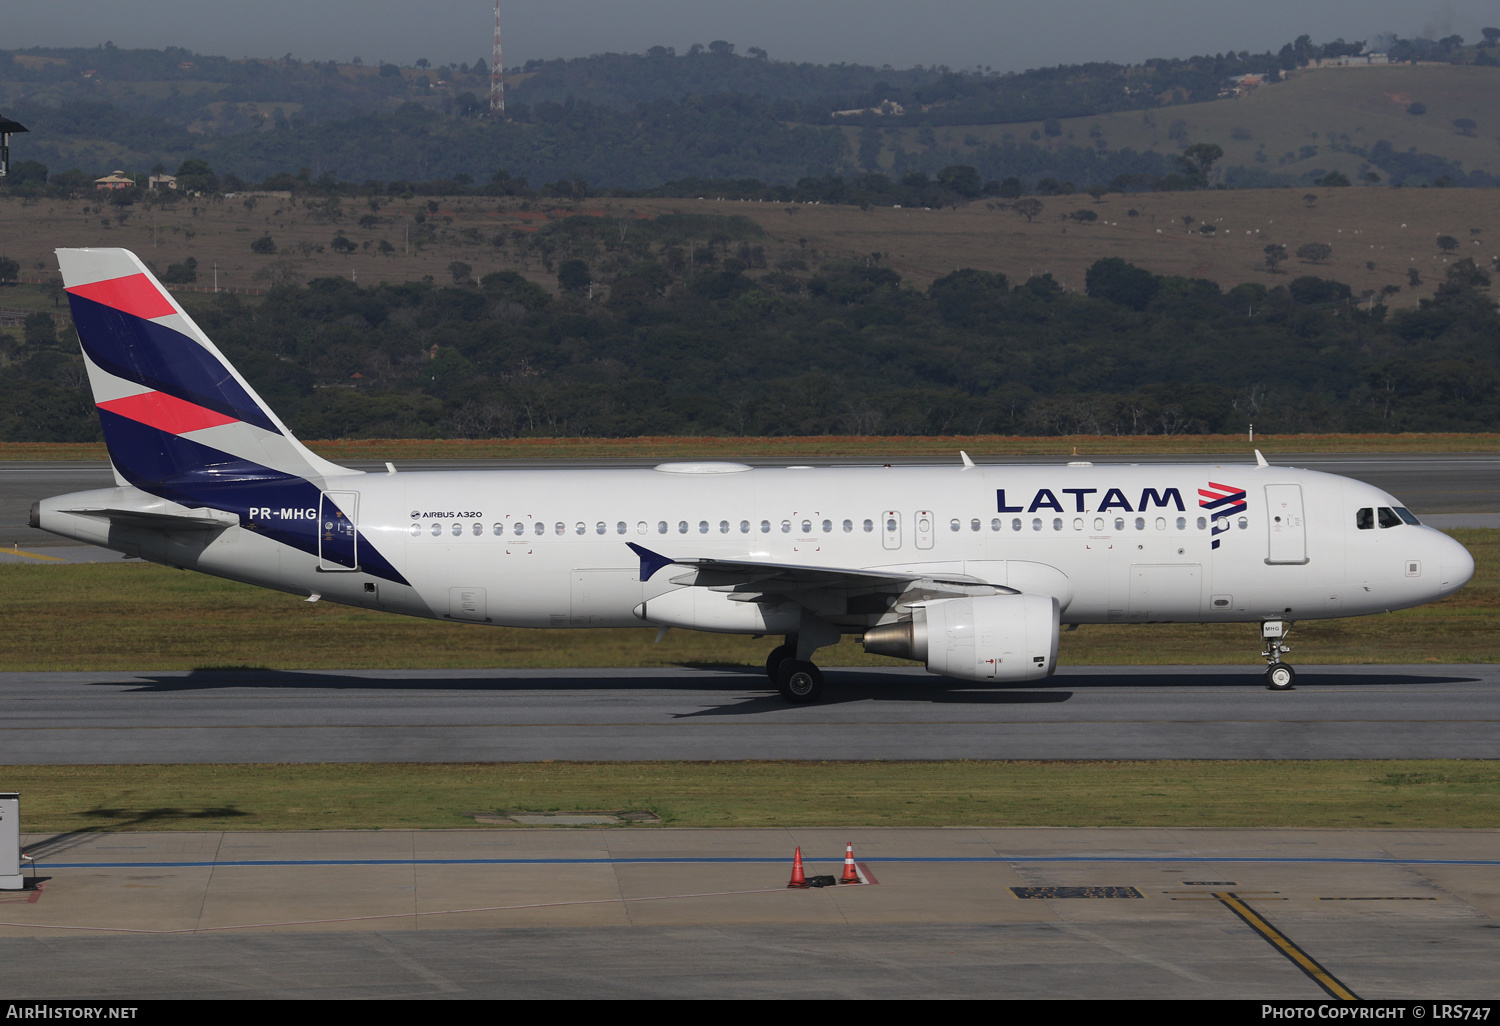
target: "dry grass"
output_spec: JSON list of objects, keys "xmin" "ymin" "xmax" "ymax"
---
[
  {"xmin": 2, "ymin": 173, "xmax": 1496, "ymax": 318},
  {"xmin": 5, "ymin": 760, "xmax": 1498, "ymax": 831},
  {"xmin": 0, "ymin": 530, "xmax": 1492, "ymax": 671}
]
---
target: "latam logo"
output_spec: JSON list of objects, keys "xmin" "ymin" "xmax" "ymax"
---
[
  {"xmin": 996, "ymin": 487, "xmax": 1185, "ymax": 514},
  {"xmin": 1199, "ymin": 481, "xmax": 1247, "ymax": 550}
]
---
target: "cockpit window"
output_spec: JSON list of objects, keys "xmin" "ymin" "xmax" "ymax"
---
[
  {"xmin": 1356, "ymin": 508, "xmax": 1374, "ymax": 530},
  {"xmin": 1378, "ymin": 507, "xmax": 1402, "ymax": 529},
  {"xmin": 1394, "ymin": 507, "xmax": 1421, "ymax": 526}
]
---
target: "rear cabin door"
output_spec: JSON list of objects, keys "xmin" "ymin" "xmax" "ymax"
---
[
  {"xmin": 1264, "ymin": 484, "xmax": 1309, "ymax": 565},
  {"xmin": 318, "ymin": 491, "xmax": 359, "ymax": 571}
]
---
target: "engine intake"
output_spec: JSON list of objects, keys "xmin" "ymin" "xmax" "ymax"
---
[{"xmin": 863, "ymin": 593, "xmax": 1060, "ymax": 682}]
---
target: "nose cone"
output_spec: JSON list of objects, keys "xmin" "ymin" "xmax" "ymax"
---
[{"xmin": 1437, "ymin": 533, "xmax": 1475, "ymax": 598}]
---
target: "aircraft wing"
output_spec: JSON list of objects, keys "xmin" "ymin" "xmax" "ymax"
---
[{"xmin": 626, "ymin": 542, "xmax": 1004, "ymax": 595}]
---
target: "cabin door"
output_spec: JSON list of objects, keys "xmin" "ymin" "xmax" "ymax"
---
[
  {"xmin": 1264, "ymin": 484, "xmax": 1309, "ymax": 565},
  {"xmin": 318, "ymin": 491, "xmax": 359, "ymax": 571}
]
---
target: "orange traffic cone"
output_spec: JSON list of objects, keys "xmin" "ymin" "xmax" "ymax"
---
[
  {"xmin": 840, "ymin": 842, "xmax": 861, "ymax": 884},
  {"xmin": 787, "ymin": 846, "xmax": 809, "ymax": 889}
]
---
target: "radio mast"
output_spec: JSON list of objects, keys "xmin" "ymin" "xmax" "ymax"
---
[{"xmin": 490, "ymin": 1, "xmax": 505, "ymax": 115}]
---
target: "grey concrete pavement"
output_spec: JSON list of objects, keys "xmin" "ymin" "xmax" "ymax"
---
[
  {"xmin": 2, "ymin": 664, "xmax": 1498, "ymax": 763},
  {"xmin": 2, "ymin": 827, "xmax": 1496, "ymax": 998}
]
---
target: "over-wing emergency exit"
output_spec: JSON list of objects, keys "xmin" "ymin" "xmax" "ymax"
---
[{"xmin": 32, "ymin": 248, "xmax": 1475, "ymax": 702}]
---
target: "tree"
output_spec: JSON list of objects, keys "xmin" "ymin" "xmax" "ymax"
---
[
  {"xmin": 936, "ymin": 165, "xmax": 982, "ymax": 199},
  {"xmin": 175, "ymin": 158, "xmax": 217, "ymax": 193},
  {"xmin": 1316, "ymin": 171, "xmax": 1351, "ymax": 187},
  {"xmin": 1296, "ymin": 242, "xmax": 1333, "ymax": 263},
  {"xmin": 557, "ymin": 259, "xmax": 591, "ymax": 296},
  {"xmin": 1011, "ymin": 198, "xmax": 1043, "ymax": 222},
  {"xmin": 1085, "ymin": 257, "xmax": 1158, "ymax": 311},
  {"xmin": 23, "ymin": 312, "xmax": 57, "ymax": 347},
  {"xmin": 1436, "ymin": 235, "xmax": 1460, "ymax": 254},
  {"xmin": 1042, "ymin": 118, "xmax": 1062, "ymax": 137},
  {"xmin": 1176, "ymin": 143, "xmax": 1223, "ymax": 186},
  {"xmin": 997, "ymin": 178, "xmax": 1022, "ymax": 198},
  {"xmin": 160, "ymin": 257, "xmax": 198, "ymax": 284},
  {"xmin": 1483, "ymin": 27, "xmax": 1500, "ymax": 47},
  {"xmin": 1453, "ymin": 118, "xmax": 1478, "ymax": 137},
  {"xmin": 448, "ymin": 260, "xmax": 473, "ymax": 285},
  {"xmin": 0, "ymin": 255, "xmax": 19, "ymax": 284},
  {"xmin": 250, "ymin": 234, "xmax": 277, "ymax": 255},
  {"xmin": 330, "ymin": 233, "xmax": 357, "ymax": 254}
]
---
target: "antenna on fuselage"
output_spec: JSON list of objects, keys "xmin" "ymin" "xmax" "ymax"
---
[
  {"xmin": 1254, "ymin": 449, "xmax": 1269, "ymax": 468},
  {"xmin": 959, "ymin": 450, "xmax": 975, "ymax": 470},
  {"xmin": 0, "ymin": 117, "xmax": 28, "ymax": 178}
]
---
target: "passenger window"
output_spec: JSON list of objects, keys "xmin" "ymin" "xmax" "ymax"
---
[
  {"xmin": 971, "ymin": 518, "xmax": 981, "ymax": 532},
  {"xmin": 657, "ymin": 521, "xmax": 668, "ymax": 534},
  {"xmin": 782, "ymin": 520, "xmax": 792, "ymax": 534},
  {"xmin": 575, "ymin": 523, "xmax": 586, "ymax": 536},
  {"xmin": 431, "ymin": 523, "xmax": 442, "ymax": 537},
  {"xmin": 410, "ymin": 523, "xmax": 420, "ymax": 537},
  {"xmin": 991, "ymin": 518, "xmax": 1001, "ymax": 531},
  {"xmin": 534, "ymin": 522, "xmax": 545, "ymax": 536},
  {"xmin": 1093, "ymin": 517, "xmax": 1104, "ymax": 531},
  {"xmin": 1134, "ymin": 517, "xmax": 1145, "ymax": 531},
  {"xmin": 1032, "ymin": 518, "xmax": 1042, "ymax": 531},
  {"xmin": 678, "ymin": 521, "xmax": 689, "ymax": 534},
  {"xmin": 1378, "ymin": 507, "xmax": 1401, "ymax": 529},
  {"xmin": 512, "ymin": 522, "xmax": 524, "ymax": 536},
  {"xmin": 1053, "ymin": 518, "xmax": 1063, "ymax": 531},
  {"xmin": 452, "ymin": 523, "xmax": 463, "ymax": 537},
  {"xmin": 555, "ymin": 523, "xmax": 565, "ymax": 536},
  {"xmin": 1073, "ymin": 518, "xmax": 1083, "ymax": 531},
  {"xmin": 596, "ymin": 522, "xmax": 606, "ymax": 535},
  {"xmin": 740, "ymin": 520, "xmax": 750, "ymax": 533},
  {"xmin": 698, "ymin": 520, "xmax": 708, "ymax": 534},
  {"xmin": 949, "ymin": 518, "xmax": 960, "ymax": 532},
  {"xmin": 843, "ymin": 519, "xmax": 853, "ymax": 533},
  {"xmin": 1196, "ymin": 516, "xmax": 1206, "ymax": 530},
  {"xmin": 822, "ymin": 519, "xmax": 832, "ymax": 533},
  {"xmin": 801, "ymin": 520, "xmax": 812, "ymax": 533},
  {"xmin": 1237, "ymin": 516, "xmax": 1248, "ymax": 529},
  {"xmin": 1012, "ymin": 518, "xmax": 1022, "ymax": 531},
  {"xmin": 1155, "ymin": 517, "xmax": 1166, "ymax": 531},
  {"xmin": 1356, "ymin": 508, "xmax": 1374, "ymax": 530},
  {"xmin": 492, "ymin": 524, "xmax": 503, "ymax": 536},
  {"xmin": 636, "ymin": 522, "xmax": 647, "ymax": 535},
  {"xmin": 1176, "ymin": 517, "xmax": 1186, "ymax": 530},
  {"xmin": 719, "ymin": 520, "xmax": 729, "ymax": 534},
  {"xmin": 863, "ymin": 519, "xmax": 874, "ymax": 533},
  {"xmin": 472, "ymin": 523, "xmax": 483, "ymax": 536},
  {"xmin": 617, "ymin": 522, "xmax": 628, "ymax": 534},
  {"xmin": 761, "ymin": 520, "xmax": 771, "ymax": 533}
]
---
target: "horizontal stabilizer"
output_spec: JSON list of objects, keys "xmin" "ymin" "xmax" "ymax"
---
[{"xmin": 60, "ymin": 507, "xmax": 238, "ymax": 531}]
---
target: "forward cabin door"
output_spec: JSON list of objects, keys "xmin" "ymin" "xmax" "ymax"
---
[
  {"xmin": 1264, "ymin": 484, "xmax": 1309, "ymax": 565},
  {"xmin": 318, "ymin": 491, "xmax": 359, "ymax": 571}
]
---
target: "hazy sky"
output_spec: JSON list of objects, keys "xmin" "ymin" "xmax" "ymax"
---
[{"xmin": 6, "ymin": 1, "xmax": 1497, "ymax": 72}]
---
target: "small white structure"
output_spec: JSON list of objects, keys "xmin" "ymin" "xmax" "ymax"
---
[{"xmin": 0, "ymin": 793, "xmax": 22, "ymax": 890}]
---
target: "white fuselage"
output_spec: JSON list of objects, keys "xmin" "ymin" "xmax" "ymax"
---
[{"xmin": 37, "ymin": 461, "xmax": 1474, "ymax": 634}]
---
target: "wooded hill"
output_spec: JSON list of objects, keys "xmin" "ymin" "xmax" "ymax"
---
[{"xmin": 2, "ymin": 33, "xmax": 1498, "ymax": 191}]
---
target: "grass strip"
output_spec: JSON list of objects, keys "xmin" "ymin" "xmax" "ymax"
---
[
  {"xmin": 0, "ymin": 531, "xmax": 1493, "ymax": 670},
  {"xmin": 4, "ymin": 761, "xmax": 1497, "ymax": 833},
  {"xmin": 3, "ymin": 432, "xmax": 1500, "ymax": 463}
]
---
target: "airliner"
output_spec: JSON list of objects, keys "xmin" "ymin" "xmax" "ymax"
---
[{"xmin": 30, "ymin": 248, "xmax": 1475, "ymax": 702}]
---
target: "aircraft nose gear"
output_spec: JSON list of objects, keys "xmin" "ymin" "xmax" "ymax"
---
[{"xmin": 1261, "ymin": 620, "xmax": 1296, "ymax": 690}]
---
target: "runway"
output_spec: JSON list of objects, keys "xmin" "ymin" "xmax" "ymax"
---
[
  {"xmin": 2, "ymin": 452, "xmax": 1498, "ymax": 552},
  {"xmin": 3, "ymin": 663, "xmax": 1497, "ymax": 763}
]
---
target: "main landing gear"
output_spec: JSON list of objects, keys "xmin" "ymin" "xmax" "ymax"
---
[
  {"xmin": 1262, "ymin": 620, "xmax": 1296, "ymax": 690},
  {"xmin": 766, "ymin": 640, "xmax": 824, "ymax": 703}
]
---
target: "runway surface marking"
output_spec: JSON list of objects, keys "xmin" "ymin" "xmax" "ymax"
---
[
  {"xmin": 2, "ymin": 547, "xmax": 66, "ymax": 562},
  {"xmin": 1216, "ymin": 892, "xmax": 1360, "ymax": 1001},
  {"xmin": 27, "ymin": 855, "xmax": 1500, "ymax": 869}
]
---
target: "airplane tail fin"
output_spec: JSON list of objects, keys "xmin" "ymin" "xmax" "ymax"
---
[{"xmin": 57, "ymin": 247, "xmax": 351, "ymax": 490}]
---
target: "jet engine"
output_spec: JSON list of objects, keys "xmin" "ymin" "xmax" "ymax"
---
[{"xmin": 862, "ymin": 593, "xmax": 1059, "ymax": 682}]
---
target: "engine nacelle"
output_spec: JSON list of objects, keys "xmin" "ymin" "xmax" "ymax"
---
[{"xmin": 863, "ymin": 593, "xmax": 1060, "ymax": 682}]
